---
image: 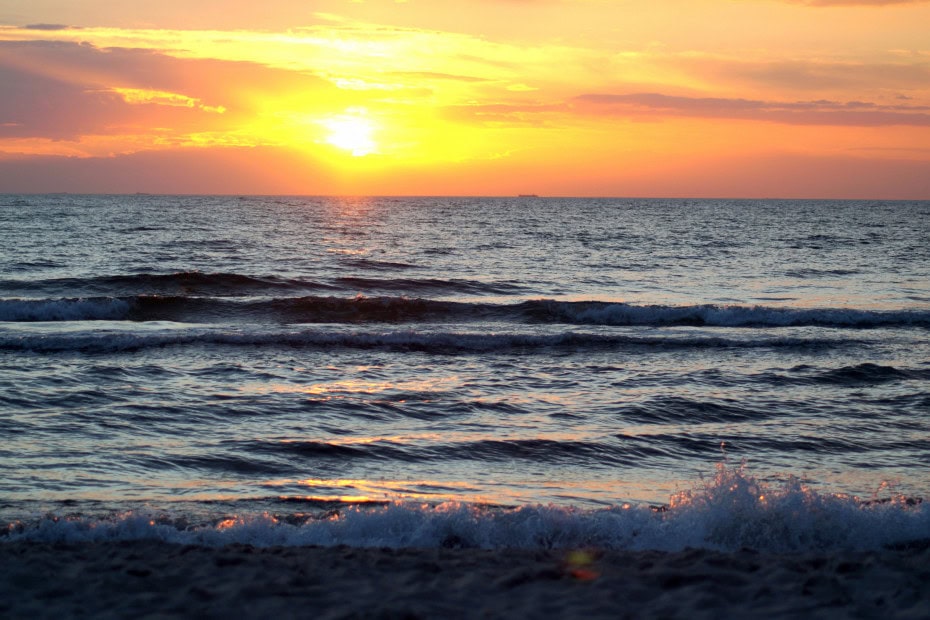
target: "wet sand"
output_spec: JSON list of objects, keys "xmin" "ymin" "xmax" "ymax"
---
[{"xmin": 2, "ymin": 542, "xmax": 929, "ymax": 618}]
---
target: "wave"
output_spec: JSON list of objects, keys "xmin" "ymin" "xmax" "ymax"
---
[
  {"xmin": 249, "ymin": 432, "xmax": 928, "ymax": 468},
  {"xmin": 0, "ymin": 326, "xmax": 855, "ymax": 354},
  {"xmin": 1, "ymin": 295, "xmax": 928, "ymax": 328},
  {"xmin": 0, "ymin": 272, "xmax": 525, "ymax": 298},
  {"xmin": 784, "ymin": 268, "xmax": 861, "ymax": 279},
  {"xmin": 338, "ymin": 259, "xmax": 422, "ymax": 271},
  {"xmin": 788, "ymin": 363, "xmax": 930, "ymax": 386},
  {"xmin": 520, "ymin": 300, "xmax": 930, "ymax": 328},
  {"xmin": 0, "ymin": 272, "xmax": 339, "ymax": 297},
  {"xmin": 335, "ymin": 277, "xmax": 526, "ymax": 296},
  {"xmin": 4, "ymin": 465, "xmax": 927, "ymax": 553},
  {"xmin": 0, "ymin": 296, "xmax": 486, "ymax": 323},
  {"xmin": 244, "ymin": 438, "xmax": 649, "ymax": 468},
  {"xmin": 0, "ymin": 298, "xmax": 134, "ymax": 322}
]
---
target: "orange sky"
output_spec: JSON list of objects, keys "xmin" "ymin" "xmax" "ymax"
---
[{"xmin": 1, "ymin": 0, "xmax": 928, "ymax": 197}]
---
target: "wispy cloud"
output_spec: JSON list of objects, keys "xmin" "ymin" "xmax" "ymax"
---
[
  {"xmin": 575, "ymin": 92, "xmax": 930, "ymax": 126},
  {"xmin": 783, "ymin": 0, "xmax": 929, "ymax": 6},
  {"xmin": 23, "ymin": 23, "xmax": 73, "ymax": 31},
  {"xmin": 388, "ymin": 70, "xmax": 490, "ymax": 83},
  {"xmin": 0, "ymin": 40, "xmax": 336, "ymax": 150},
  {"xmin": 442, "ymin": 102, "xmax": 563, "ymax": 127},
  {"xmin": 661, "ymin": 55, "xmax": 930, "ymax": 96}
]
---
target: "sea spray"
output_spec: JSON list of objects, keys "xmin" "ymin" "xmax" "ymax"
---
[{"xmin": 6, "ymin": 465, "xmax": 927, "ymax": 553}]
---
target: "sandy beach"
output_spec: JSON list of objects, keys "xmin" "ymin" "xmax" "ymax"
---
[{"xmin": 2, "ymin": 541, "xmax": 928, "ymax": 619}]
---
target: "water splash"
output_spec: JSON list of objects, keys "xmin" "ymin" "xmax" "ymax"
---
[{"xmin": 5, "ymin": 464, "xmax": 927, "ymax": 553}]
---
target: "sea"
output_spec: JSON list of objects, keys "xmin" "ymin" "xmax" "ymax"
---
[{"xmin": 1, "ymin": 194, "xmax": 929, "ymax": 552}]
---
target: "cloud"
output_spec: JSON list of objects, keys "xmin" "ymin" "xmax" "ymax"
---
[
  {"xmin": 442, "ymin": 102, "xmax": 564, "ymax": 127},
  {"xmin": 617, "ymin": 151, "xmax": 930, "ymax": 199},
  {"xmin": 0, "ymin": 40, "xmax": 335, "ymax": 145},
  {"xmin": 388, "ymin": 70, "xmax": 490, "ymax": 83},
  {"xmin": 0, "ymin": 40, "xmax": 333, "ymax": 105},
  {"xmin": 443, "ymin": 90, "xmax": 930, "ymax": 128},
  {"xmin": 784, "ymin": 0, "xmax": 929, "ymax": 5},
  {"xmin": 0, "ymin": 146, "xmax": 335, "ymax": 194},
  {"xmin": 0, "ymin": 21, "xmax": 598, "ymax": 99},
  {"xmin": 2, "ymin": 146, "xmax": 927, "ymax": 199},
  {"xmin": 575, "ymin": 92, "xmax": 930, "ymax": 126},
  {"xmin": 0, "ymin": 63, "xmax": 126, "ymax": 140},
  {"xmin": 110, "ymin": 87, "xmax": 226, "ymax": 114},
  {"xmin": 668, "ymin": 56, "xmax": 930, "ymax": 94},
  {"xmin": 23, "ymin": 24, "xmax": 73, "ymax": 31}
]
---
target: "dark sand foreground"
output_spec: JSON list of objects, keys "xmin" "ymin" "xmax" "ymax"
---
[{"xmin": 2, "ymin": 542, "xmax": 929, "ymax": 619}]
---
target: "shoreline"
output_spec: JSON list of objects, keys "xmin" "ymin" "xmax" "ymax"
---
[{"xmin": 2, "ymin": 541, "xmax": 928, "ymax": 618}]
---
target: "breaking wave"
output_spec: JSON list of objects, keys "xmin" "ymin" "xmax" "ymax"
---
[
  {"xmin": 0, "ymin": 272, "xmax": 524, "ymax": 298},
  {"xmin": 4, "ymin": 465, "xmax": 927, "ymax": 553},
  {"xmin": 1, "ymin": 295, "xmax": 927, "ymax": 328},
  {"xmin": 0, "ymin": 326, "xmax": 855, "ymax": 354}
]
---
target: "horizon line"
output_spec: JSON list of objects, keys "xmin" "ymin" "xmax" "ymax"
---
[{"xmin": 2, "ymin": 192, "xmax": 927, "ymax": 202}]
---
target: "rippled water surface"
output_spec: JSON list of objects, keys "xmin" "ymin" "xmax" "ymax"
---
[{"xmin": 1, "ymin": 195, "xmax": 929, "ymax": 530}]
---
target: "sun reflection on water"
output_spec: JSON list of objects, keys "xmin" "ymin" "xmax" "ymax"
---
[{"xmin": 241, "ymin": 376, "xmax": 462, "ymax": 396}]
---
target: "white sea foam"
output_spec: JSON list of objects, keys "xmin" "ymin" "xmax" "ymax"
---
[{"xmin": 6, "ymin": 466, "xmax": 927, "ymax": 553}]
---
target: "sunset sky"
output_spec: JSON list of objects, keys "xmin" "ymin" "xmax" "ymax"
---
[{"xmin": 1, "ymin": 0, "xmax": 928, "ymax": 197}]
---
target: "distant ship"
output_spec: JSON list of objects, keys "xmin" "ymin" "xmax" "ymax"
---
[{"xmin": 517, "ymin": 194, "xmax": 539, "ymax": 197}]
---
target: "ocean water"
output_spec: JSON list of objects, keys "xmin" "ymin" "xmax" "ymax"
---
[{"xmin": 2, "ymin": 194, "xmax": 929, "ymax": 552}]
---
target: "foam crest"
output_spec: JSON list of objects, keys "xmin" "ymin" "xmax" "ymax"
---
[
  {"xmin": 6, "ymin": 466, "xmax": 927, "ymax": 553},
  {"xmin": 541, "ymin": 301, "xmax": 930, "ymax": 328}
]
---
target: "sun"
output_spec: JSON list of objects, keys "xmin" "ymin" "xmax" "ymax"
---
[{"xmin": 321, "ymin": 111, "xmax": 377, "ymax": 157}]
